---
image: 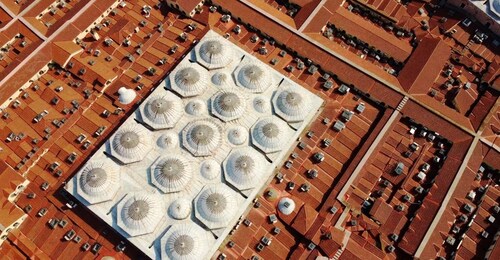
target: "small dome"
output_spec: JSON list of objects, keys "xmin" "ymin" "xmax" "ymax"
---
[
  {"xmin": 168, "ymin": 198, "xmax": 192, "ymax": 220},
  {"xmin": 170, "ymin": 65, "xmax": 209, "ymax": 97},
  {"xmin": 157, "ymin": 132, "xmax": 178, "ymax": 149},
  {"xmin": 150, "ymin": 155, "xmax": 192, "ymax": 193},
  {"xmin": 185, "ymin": 100, "xmax": 206, "ymax": 116},
  {"xmin": 273, "ymin": 88, "xmax": 309, "ymax": 122},
  {"xmin": 253, "ymin": 96, "xmax": 270, "ymax": 113},
  {"xmin": 251, "ymin": 116, "xmax": 289, "ymax": 153},
  {"xmin": 211, "ymin": 72, "xmax": 231, "ymax": 87},
  {"xmin": 141, "ymin": 93, "xmax": 183, "ymax": 129},
  {"xmin": 197, "ymin": 39, "xmax": 233, "ymax": 69},
  {"xmin": 493, "ymin": 0, "xmax": 500, "ymax": 16},
  {"xmin": 235, "ymin": 63, "xmax": 273, "ymax": 93},
  {"xmin": 195, "ymin": 184, "xmax": 237, "ymax": 228},
  {"xmin": 118, "ymin": 193, "xmax": 163, "ymax": 236},
  {"xmin": 278, "ymin": 197, "xmax": 295, "ymax": 215},
  {"xmin": 162, "ymin": 224, "xmax": 209, "ymax": 260},
  {"xmin": 227, "ymin": 126, "xmax": 247, "ymax": 146},
  {"xmin": 200, "ymin": 159, "xmax": 220, "ymax": 180},
  {"xmin": 182, "ymin": 119, "xmax": 223, "ymax": 157},
  {"xmin": 110, "ymin": 125, "xmax": 151, "ymax": 164},
  {"xmin": 223, "ymin": 147, "xmax": 266, "ymax": 190},
  {"xmin": 77, "ymin": 159, "xmax": 120, "ymax": 204},
  {"xmin": 211, "ymin": 91, "xmax": 246, "ymax": 121},
  {"xmin": 118, "ymin": 87, "xmax": 136, "ymax": 105}
]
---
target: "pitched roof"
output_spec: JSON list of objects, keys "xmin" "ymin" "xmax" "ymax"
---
[
  {"xmin": 291, "ymin": 203, "xmax": 318, "ymax": 235},
  {"xmin": 0, "ymin": 199, "xmax": 24, "ymax": 231},
  {"xmin": 51, "ymin": 41, "xmax": 83, "ymax": 67},
  {"xmin": 398, "ymin": 36, "xmax": 451, "ymax": 93}
]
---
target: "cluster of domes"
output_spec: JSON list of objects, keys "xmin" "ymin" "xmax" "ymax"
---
[
  {"xmin": 110, "ymin": 124, "xmax": 152, "ymax": 164},
  {"xmin": 117, "ymin": 192, "xmax": 163, "ymax": 237},
  {"xmin": 150, "ymin": 155, "xmax": 193, "ymax": 193}
]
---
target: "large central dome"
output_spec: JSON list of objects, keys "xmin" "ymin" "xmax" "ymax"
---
[
  {"xmin": 162, "ymin": 224, "xmax": 209, "ymax": 260},
  {"xmin": 234, "ymin": 63, "xmax": 273, "ymax": 93},
  {"xmin": 118, "ymin": 193, "xmax": 163, "ymax": 237},
  {"xmin": 223, "ymin": 147, "xmax": 266, "ymax": 190},
  {"xmin": 150, "ymin": 155, "xmax": 193, "ymax": 193},
  {"xmin": 110, "ymin": 125, "xmax": 151, "ymax": 164},
  {"xmin": 273, "ymin": 87, "xmax": 310, "ymax": 122},
  {"xmin": 251, "ymin": 116, "xmax": 290, "ymax": 153},
  {"xmin": 211, "ymin": 91, "xmax": 246, "ymax": 121},
  {"xmin": 141, "ymin": 93, "xmax": 183, "ymax": 129},
  {"xmin": 169, "ymin": 64, "xmax": 208, "ymax": 97},
  {"xmin": 195, "ymin": 184, "xmax": 238, "ymax": 229},
  {"xmin": 182, "ymin": 119, "xmax": 223, "ymax": 157}
]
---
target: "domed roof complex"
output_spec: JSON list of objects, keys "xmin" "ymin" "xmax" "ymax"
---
[
  {"xmin": 200, "ymin": 159, "xmax": 221, "ymax": 180},
  {"xmin": 150, "ymin": 155, "xmax": 193, "ymax": 193},
  {"xmin": 109, "ymin": 125, "xmax": 152, "ymax": 164},
  {"xmin": 161, "ymin": 224, "xmax": 210, "ymax": 260},
  {"xmin": 195, "ymin": 184, "xmax": 238, "ymax": 229},
  {"xmin": 278, "ymin": 197, "xmax": 296, "ymax": 215},
  {"xmin": 227, "ymin": 126, "xmax": 248, "ymax": 146},
  {"xmin": 169, "ymin": 65, "xmax": 209, "ymax": 97},
  {"xmin": 273, "ymin": 87, "xmax": 310, "ymax": 122},
  {"xmin": 117, "ymin": 192, "xmax": 163, "ymax": 237},
  {"xmin": 76, "ymin": 159, "xmax": 120, "ymax": 204},
  {"xmin": 140, "ymin": 92, "xmax": 183, "ymax": 129},
  {"xmin": 251, "ymin": 116, "xmax": 291, "ymax": 153},
  {"xmin": 211, "ymin": 91, "xmax": 246, "ymax": 121},
  {"xmin": 196, "ymin": 39, "xmax": 233, "ymax": 69},
  {"xmin": 223, "ymin": 147, "xmax": 267, "ymax": 191},
  {"xmin": 168, "ymin": 198, "xmax": 192, "ymax": 220},
  {"xmin": 185, "ymin": 99, "xmax": 206, "ymax": 116},
  {"xmin": 182, "ymin": 119, "xmax": 223, "ymax": 157},
  {"xmin": 234, "ymin": 63, "xmax": 273, "ymax": 93}
]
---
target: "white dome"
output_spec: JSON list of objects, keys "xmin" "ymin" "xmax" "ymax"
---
[
  {"xmin": 251, "ymin": 116, "xmax": 290, "ymax": 153},
  {"xmin": 157, "ymin": 132, "xmax": 179, "ymax": 149},
  {"xmin": 77, "ymin": 159, "xmax": 120, "ymax": 204},
  {"xmin": 168, "ymin": 198, "xmax": 192, "ymax": 220},
  {"xmin": 195, "ymin": 184, "xmax": 238, "ymax": 229},
  {"xmin": 170, "ymin": 65, "xmax": 209, "ymax": 97},
  {"xmin": 278, "ymin": 197, "xmax": 295, "ymax": 215},
  {"xmin": 141, "ymin": 93, "xmax": 183, "ymax": 129},
  {"xmin": 211, "ymin": 90, "xmax": 246, "ymax": 121},
  {"xmin": 234, "ymin": 63, "xmax": 273, "ymax": 93},
  {"xmin": 211, "ymin": 72, "xmax": 231, "ymax": 87},
  {"xmin": 223, "ymin": 147, "xmax": 266, "ymax": 190},
  {"xmin": 150, "ymin": 155, "xmax": 193, "ymax": 193},
  {"xmin": 185, "ymin": 99, "xmax": 206, "ymax": 116},
  {"xmin": 182, "ymin": 119, "xmax": 223, "ymax": 157},
  {"xmin": 110, "ymin": 125, "xmax": 151, "ymax": 164},
  {"xmin": 200, "ymin": 159, "xmax": 220, "ymax": 180},
  {"xmin": 253, "ymin": 96, "xmax": 270, "ymax": 113},
  {"xmin": 118, "ymin": 193, "xmax": 163, "ymax": 236},
  {"xmin": 273, "ymin": 87, "xmax": 310, "ymax": 122},
  {"xmin": 227, "ymin": 126, "xmax": 248, "ymax": 146},
  {"xmin": 118, "ymin": 87, "xmax": 136, "ymax": 105},
  {"xmin": 197, "ymin": 39, "xmax": 233, "ymax": 69},
  {"xmin": 162, "ymin": 224, "xmax": 209, "ymax": 260}
]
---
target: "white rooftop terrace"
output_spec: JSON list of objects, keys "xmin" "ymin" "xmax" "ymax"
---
[{"xmin": 66, "ymin": 30, "xmax": 323, "ymax": 259}]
